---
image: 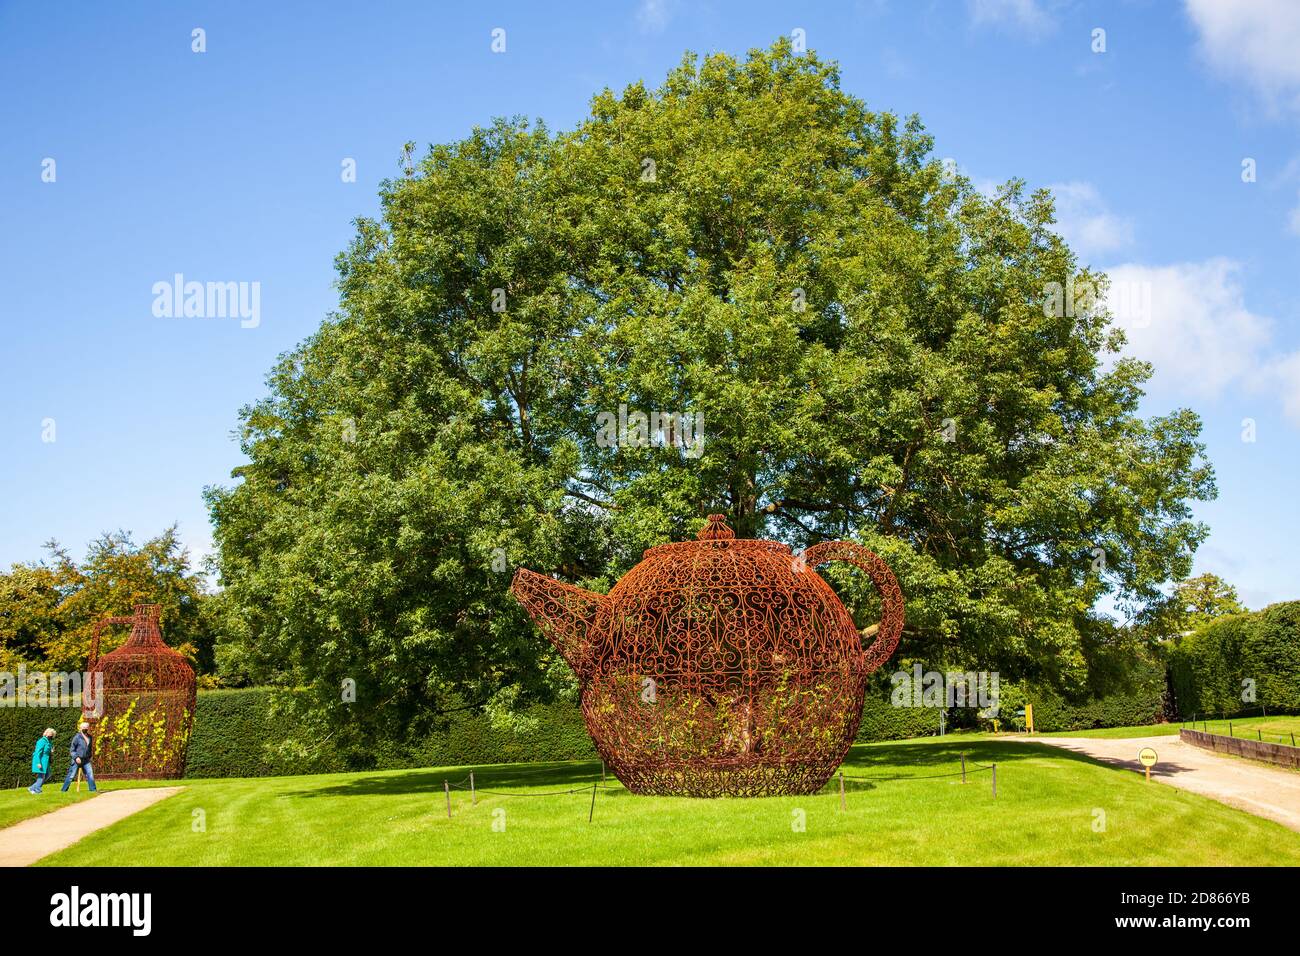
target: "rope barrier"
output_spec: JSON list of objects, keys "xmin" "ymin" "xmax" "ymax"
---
[
  {"xmin": 447, "ymin": 778, "xmax": 622, "ymax": 797},
  {"xmin": 447, "ymin": 764, "xmax": 990, "ymax": 793},
  {"xmin": 467, "ymin": 761, "xmax": 600, "ymax": 779},
  {"xmin": 454, "ymin": 786, "xmax": 595, "ymax": 797},
  {"xmin": 841, "ymin": 764, "xmax": 993, "ymax": 782},
  {"xmin": 439, "ymin": 758, "xmax": 997, "ymax": 813}
]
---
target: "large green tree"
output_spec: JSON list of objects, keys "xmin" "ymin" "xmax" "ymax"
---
[{"xmin": 207, "ymin": 40, "xmax": 1214, "ymax": 750}]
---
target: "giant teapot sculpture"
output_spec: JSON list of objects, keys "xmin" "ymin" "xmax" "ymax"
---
[{"xmin": 512, "ymin": 515, "xmax": 903, "ymax": 796}]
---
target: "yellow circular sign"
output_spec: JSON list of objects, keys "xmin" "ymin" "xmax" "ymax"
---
[{"xmin": 1138, "ymin": 747, "xmax": 1158, "ymax": 767}]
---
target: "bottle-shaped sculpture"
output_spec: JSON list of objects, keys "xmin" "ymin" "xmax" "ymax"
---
[{"xmin": 85, "ymin": 604, "xmax": 197, "ymax": 779}]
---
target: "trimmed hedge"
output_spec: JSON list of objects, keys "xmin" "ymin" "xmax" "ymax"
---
[
  {"xmin": 1, "ymin": 666, "xmax": 1171, "ymax": 783},
  {"xmin": 856, "ymin": 687, "xmax": 944, "ymax": 741},
  {"xmin": 1169, "ymin": 601, "xmax": 1300, "ymax": 718},
  {"xmin": 367, "ymin": 703, "xmax": 597, "ymax": 770},
  {"xmin": 0, "ymin": 701, "xmax": 88, "ymax": 787},
  {"xmin": 854, "ymin": 664, "xmax": 1165, "ymax": 737},
  {"xmin": 185, "ymin": 692, "xmax": 601, "ymax": 776},
  {"xmin": 184, "ymin": 689, "xmax": 345, "ymax": 777},
  {"xmin": 2, "ymin": 684, "xmax": 941, "ymax": 779},
  {"xmin": 1024, "ymin": 680, "xmax": 1164, "ymax": 732},
  {"xmin": 2, "ymin": 689, "xmax": 599, "ymax": 782},
  {"xmin": 187, "ymin": 689, "xmax": 600, "ymax": 777}
]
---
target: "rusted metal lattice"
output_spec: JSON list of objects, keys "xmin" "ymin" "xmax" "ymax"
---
[
  {"xmin": 512, "ymin": 515, "xmax": 904, "ymax": 796},
  {"xmin": 85, "ymin": 603, "xmax": 196, "ymax": 780}
]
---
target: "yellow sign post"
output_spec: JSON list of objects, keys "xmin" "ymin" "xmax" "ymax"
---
[
  {"xmin": 1138, "ymin": 747, "xmax": 1158, "ymax": 781},
  {"xmin": 1025, "ymin": 703, "xmax": 1034, "ymax": 734}
]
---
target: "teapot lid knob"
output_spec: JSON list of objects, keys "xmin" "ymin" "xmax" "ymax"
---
[{"xmin": 698, "ymin": 514, "xmax": 735, "ymax": 540}]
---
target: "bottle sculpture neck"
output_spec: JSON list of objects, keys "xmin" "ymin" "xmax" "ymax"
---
[{"xmin": 123, "ymin": 604, "xmax": 164, "ymax": 647}]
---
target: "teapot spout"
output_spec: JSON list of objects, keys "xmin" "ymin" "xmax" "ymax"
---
[{"xmin": 510, "ymin": 568, "xmax": 606, "ymax": 676}]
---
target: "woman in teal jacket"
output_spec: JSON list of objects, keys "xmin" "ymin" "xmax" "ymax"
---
[{"xmin": 29, "ymin": 728, "xmax": 55, "ymax": 793}]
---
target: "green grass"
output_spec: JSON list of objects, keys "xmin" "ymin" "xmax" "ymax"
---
[
  {"xmin": 0, "ymin": 787, "xmax": 97, "ymax": 829},
  {"xmin": 23, "ymin": 737, "xmax": 1300, "ymax": 866},
  {"xmin": 1041, "ymin": 714, "xmax": 1300, "ymax": 743},
  {"xmin": 0, "ymin": 777, "xmax": 164, "ymax": 830}
]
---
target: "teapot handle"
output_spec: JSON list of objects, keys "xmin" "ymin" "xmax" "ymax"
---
[
  {"xmin": 800, "ymin": 541, "xmax": 904, "ymax": 672},
  {"xmin": 88, "ymin": 616, "xmax": 132, "ymax": 670}
]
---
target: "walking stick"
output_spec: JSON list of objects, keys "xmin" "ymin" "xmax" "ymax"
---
[{"xmin": 75, "ymin": 767, "xmax": 83, "ymax": 792}]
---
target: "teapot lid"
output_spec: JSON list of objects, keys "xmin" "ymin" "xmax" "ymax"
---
[
  {"xmin": 642, "ymin": 513, "xmax": 790, "ymax": 559},
  {"xmin": 696, "ymin": 514, "xmax": 735, "ymax": 540}
]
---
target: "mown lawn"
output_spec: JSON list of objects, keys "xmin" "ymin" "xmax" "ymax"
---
[
  {"xmin": 20, "ymin": 737, "xmax": 1300, "ymax": 866},
  {"xmin": 0, "ymin": 787, "xmax": 97, "ymax": 830},
  {"xmin": 1041, "ymin": 715, "xmax": 1300, "ymax": 744},
  {"xmin": 0, "ymin": 777, "xmax": 167, "ymax": 830}
]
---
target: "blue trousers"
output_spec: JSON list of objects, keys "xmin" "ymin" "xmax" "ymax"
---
[
  {"xmin": 61, "ymin": 761, "xmax": 96, "ymax": 791},
  {"xmin": 29, "ymin": 772, "xmax": 47, "ymax": 793}
]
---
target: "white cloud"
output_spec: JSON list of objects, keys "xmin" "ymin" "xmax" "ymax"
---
[
  {"xmin": 1185, "ymin": 0, "xmax": 1300, "ymax": 111},
  {"xmin": 1105, "ymin": 260, "xmax": 1268, "ymax": 398},
  {"xmin": 1049, "ymin": 181, "xmax": 1135, "ymax": 259},
  {"xmin": 968, "ymin": 0, "xmax": 1055, "ymax": 37},
  {"xmin": 1103, "ymin": 259, "xmax": 1300, "ymax": 422},
  {"xmin": 636, "ymin": 0, "xmax": 673, "ymax": 34}
]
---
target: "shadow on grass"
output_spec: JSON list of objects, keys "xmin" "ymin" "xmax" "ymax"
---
[
  {"xmin": 285, "ymin": 737, "xmax": 1148, "ymax": 801},
  {"xmin": 849, "ymin": 738, "xmax": 1091, "ymax": 766},
  {"xmin": 925, "ymin": 738, "xmax": 1206, "ymax": 780},
  {"xmin": 846, "ymin": 737, "xmax": 1176, "ymax": 779},
  {"xmin": 286, "ymin": 760, "xmax": 609, "ymax": 799}
]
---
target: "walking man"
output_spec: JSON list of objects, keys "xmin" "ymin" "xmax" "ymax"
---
[
  {"xmin": 61, "ymin": 721, "xmax": 97, "ymax": 793},
  {"xmin": 28, "ymin": 728, "xmax": 55, "ymax": 793}
]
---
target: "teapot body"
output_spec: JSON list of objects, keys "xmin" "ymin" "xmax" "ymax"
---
[{"xmin": 512, "ymin": 515, "xmax": 904, "ymax": 797}]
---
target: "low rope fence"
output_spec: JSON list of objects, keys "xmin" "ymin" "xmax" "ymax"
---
[
  {"xmin": 840, "ymin": 761, "xmax": 995, "ymax": 782},
  {"xmin": 436, "ymin": 753, "xmax": 1000, "ymax": 821}
]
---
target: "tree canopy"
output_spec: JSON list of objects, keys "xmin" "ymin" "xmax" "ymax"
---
[
  {"xmin": 0, "ymin": 527, "xmax": 215, "ymax": 677},
  {"xmin": 206, "ymin": 40, "xmax": 1214, "ymax": 749},
  {"xmin": 1138, "ymin": 571, "xmax": 1245, "ymax": 641},
  {"xmin": 1177, "ymin": 573, "xmax": 1246, "ymax": 630}
]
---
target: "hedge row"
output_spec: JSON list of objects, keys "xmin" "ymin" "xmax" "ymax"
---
[
  {"xmin": 154, "ymin": 689, "xmax": 600, "ymax": 777},
  {"xmin": 1023, "ymin": 679, "xmax": 1164, "ymax": 732},
  {"xmin": 184, "ymin": 689, "xmax": 345, "ymax": 777},
  {"xmin": 1169, "ymin": 601, "xmax": 1300, "ymax": 718},
  {"xmin": 852, "ymin": 660, "xmax": 1166, "ymax": 737},
  {"xmin": 2, "ymin": 686, "xmax": 915, "ymax": 781},
  {"xmin": 856, "ymin": 685, "xmax": 945, "ymax": 741},
  {"xmin": 1, "ymin": 689, "xmax": 600, "ymax": 782},
  {"xmin": 0, "ymin": 699, "xmax": 91, "ymax": 787},
  {"xmin": 2, "ymin": 672, "xmax": 1168, "ymax": 783},
  {"xmin": 181, "ymin": 689, "xmax": 601, "ymax": 777}
]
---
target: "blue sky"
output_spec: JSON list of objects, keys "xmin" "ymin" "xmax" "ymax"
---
[{"xmin": 2, "ymin": 0, "xmax": 1298, "ymax": 610}]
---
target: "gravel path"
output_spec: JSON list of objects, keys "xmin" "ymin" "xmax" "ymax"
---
[
  {"xmin": 1026, "ymin": 734, "xmax": 1300, "ymax": 832},
  {"xmin": 0, "ymin": 787, "xmax": 184, "ymax": 866}
]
